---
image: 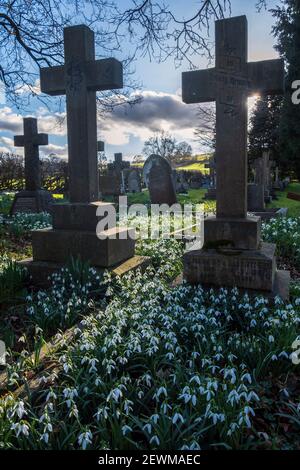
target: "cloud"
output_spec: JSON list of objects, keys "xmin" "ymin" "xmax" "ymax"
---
[
  {"xmin": 0, "ymin": 90, "xmax": 206, "ymax": 159},
  {"xmin": 40, "ymin": 143, "xmax": 68, "ymax": 160},
  {"xmin": 0, "ymin": 106, "xmax": 66, "ymax": 136},
  {"xmin": 99, "ymin": 90, "xmax": 199, "ymax": 149}
]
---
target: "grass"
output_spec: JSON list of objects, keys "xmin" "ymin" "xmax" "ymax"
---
[{"xmin": 268, "ymin": 182, "xmax": 300, "ymax": 217}]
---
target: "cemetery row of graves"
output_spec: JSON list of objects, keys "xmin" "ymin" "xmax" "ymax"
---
[{"xmin": 0, "ymin": 16, "xmax": 299, "ymax": 451}]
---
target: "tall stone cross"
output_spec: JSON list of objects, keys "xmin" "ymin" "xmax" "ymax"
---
[
  {"xmin": 182, "ymin": 16, "xmax": 284, "ymax": 219},
  {"xmin": 40, "ymin": 25, "xmax": 123, "ymax": 203},
  {"xmin": 14, "ymin": 117, "xmax": 48, "ymax": 191}
]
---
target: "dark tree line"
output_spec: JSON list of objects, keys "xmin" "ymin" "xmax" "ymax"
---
[
  {"xmin": 249, "ymin": 0, "xmax": 300, "ymax": 179},
  {"xmin": 0, "ymin": 151, "xmax": 68, "ymax": 192}
]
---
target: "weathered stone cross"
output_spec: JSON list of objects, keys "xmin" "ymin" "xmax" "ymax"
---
[
  {"xmin": 14, "ymin": 117, "xmax": 48, "ymax": 191},
  {"xmin": 182, "ymin": 15, "xmax": 284, "ymax": 219},
  {"xmin": 40, "ymin": 25, "xmax": 123, "ymax": 203}
]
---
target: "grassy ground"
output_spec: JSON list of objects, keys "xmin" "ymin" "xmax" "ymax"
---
[{"xmin": 268, "ymin": 182, "xmax": 300, "ymax": 217}]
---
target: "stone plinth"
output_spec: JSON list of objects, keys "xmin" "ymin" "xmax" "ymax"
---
[
  {"xmin": 52, "ymin": 202, "xmax": 113, "ymax": 231},
  {"xmin": 32, "ymin": 226, "xmax": 135, "ymax": 268},
  {"xmin": 204, "ymin": 216, "xmax": 261, "ymax": 251},
  {"xmin": 184, "ymin": 242, "xmax": 278, "ymax": 292},
  {"xmin": 10, "ymin": 190, "xmax": 54, "ymax": 215}
]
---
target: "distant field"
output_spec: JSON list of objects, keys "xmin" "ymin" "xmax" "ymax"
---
[{"xmin": 177, "ymin": 162, "xmax": 209, "ymax": 173}]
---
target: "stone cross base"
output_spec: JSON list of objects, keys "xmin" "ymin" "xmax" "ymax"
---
[
  {"xmin": 31, "ymin": 226, "xmax": 135, "ymax": 267},
  {"xmin": 19, "ymin": 255, "xmax": 151, "ymax": 289},
  {"xmin": 20, "ymin": 201, "xmax": 144, "ymax": 287},
  {"xmin": 204, "ymin": 216, "xmax": 261, "ymax": 251},
  {"xmin": 10, "ymin": 190, "xmax": 53, "ymax": 215},
  {"xmin": 52, "ymin": 202, "xmax": 114, "ymax": 231},
  {"xmin": 184, "ymin": 242, "xmax": 290, "ymax": 299}
]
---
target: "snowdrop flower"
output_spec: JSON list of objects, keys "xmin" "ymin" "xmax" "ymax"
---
[
  {"xmin": 172, "ymin": 413, "xmax": 185, "ymax": 425},
  {"xmin": 11, "ymin": 422, "xmax": 30, "ymax": 438},
  {"xmin": 143, "ymin": 423, "xmax": 152, "ymax": 434},
  {"xmin": 78, "ymin": 430, "xmax": 93, "ymax": 450},
  {"xmin": 150, "ymin": 414, "xmax": 159, "ymax": 424},
  {"xmin": 122, "ymin": 425, "xmax": 132, "ymax": 436},
  {"xmin": 150, "ymin": 435, "xmax": 160, "ymax": 446}
]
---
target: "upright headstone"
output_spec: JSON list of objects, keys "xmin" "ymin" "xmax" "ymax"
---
[
  {"xmin": 11, "ymin": 117, "xmax": 53, "ymax": 215},
  {"xmin": 204, "ymin": 157, "xmax": 217, "ymax": 199},
  {"xmin": 174, "ymin": 171, "xmax": 189, "ymax": 194},
  {"xmin": 190, "ymin": 172, "xmax": 202, "ymax": 189},
  {"xmin": 143, "ymin": 154, "xmax": 177, "ymax": 205},
  {"xmin": 247, "ymin": 183, "xmax": 265, "ymax": 212},
  {"xmin": 182, "ymin": 15, "xmax": 289, "ymax": 297},
  {"xmin": 97, "ymin": 141, "xmax": 105, "ymax": 152},
  {"xmin": 20, "ymin": 25, "xmax": 139, "ymax": 285},
  {"xmin": 127, "ymin": 169, "xmax": 142, "ymax": 193},
  {"xmin": 114, "ymin": 153, "xmax": 123, "ymax": 168}
]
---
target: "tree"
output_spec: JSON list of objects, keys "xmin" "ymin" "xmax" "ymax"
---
[
  {"xmin": 132, "ymin": 155, "xmax": 145, "ymax": 164},
  {"xmin": 248, "ymin": 95, "xmax": 283, "ymax": 163},
  {"xmin": 194, "ymin": 104, "xmax": 216, "ymax": 152},
  {"xmin": 143, "ymin": 132, "xmax": 193, "ymax": 163},
  {"xmin": 0, "ymin": 1, "xmax": 231, "ymax": 109},
  {"xmin": 271, "ymin": 0, "xmax": 300, "ymax": 178},
  {"xmin": 143, "ymin": 131, "xmax": 176, "ymax": 160},
  {"xmin": 174, "ymin": 142, "xmax": 193, "ymax": 162}
]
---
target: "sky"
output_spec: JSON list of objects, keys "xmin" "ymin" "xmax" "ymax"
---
[{"xmin": 0, "ymin": 0, "xmax": 280, "ymax": 162}]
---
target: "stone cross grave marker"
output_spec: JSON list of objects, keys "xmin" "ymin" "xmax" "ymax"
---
[
  {"xmin": 19, "ymin": 24, "xmax": 139, "ymax": 286},
  {"xmin": 11, "ymin": 117, "xmax": 53, "ymax": 215},
  {"xmin": 40, "ymin": 25, "xmax": 123, "ymax": 203},
  {"xmin": 14, "ymin": 117, "xmax": 48, "ymax": 191},
  {"xmin": 183, "ymin": 15, "xmax": 284, "ymax": 222},
  {"xmin": 182, "ymin": 16, "xmax": 289, "ymax": 297}
]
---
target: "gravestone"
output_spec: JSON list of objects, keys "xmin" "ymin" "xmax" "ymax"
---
[
  {"xmin": 175, "ymin": 171, "xmax": 189, "ymax": 194},
  {"xmin": 273, "ymin": 167, "xmax": 282, "ymax": 190},
  {"xmin": 127, "ymin": 169, "xmax": 141, "ymax": 193},
  {"xmin": 143, "ymin": 154, "xmax": 177, "ymax": 205},
  {"xmin": 11, "ymin": 117, "xmax": 53, "ymax": 215},
  {"xmin": 20, "ymin": 24, "xmax": 141, "ymax": 286},
  {"xmin": 204, "ymin": 157, "xmax": 217, "ymax": 200},
  {"xmin": 182, "ymin": 15, "xmax": 289, "ymax": 297},
  {"xmin": 190, "ymin": 172, "xmax": 202, "ymax": 189},
  {"xmin": 97, "ymin": 141, "xmax": 105, "ymax": 152},
  {"xmin": 247, "ymin": 183, "xmax": 265, "ymax": 212},
  {"xmin": 99, "ymin": 169, "xmax": 122, "ymax": 197}
]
